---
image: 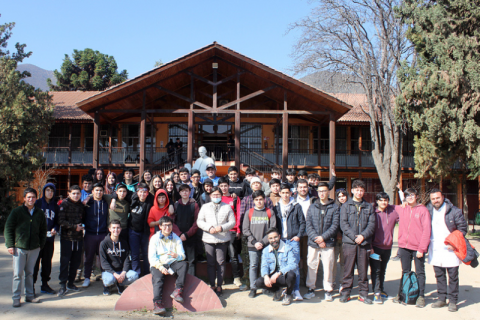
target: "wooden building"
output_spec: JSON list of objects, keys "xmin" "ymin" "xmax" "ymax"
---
[{"xmin": 39, "ymin": 42, "xmax": 479, "ymax": 220}]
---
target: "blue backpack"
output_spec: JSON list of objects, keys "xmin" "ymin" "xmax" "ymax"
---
[{"xmin": 398, "ymin": 271, "xmax": 419, "ymax": 305}]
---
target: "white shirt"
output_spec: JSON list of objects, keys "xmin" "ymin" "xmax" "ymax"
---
[
  {"xmin": 428, "ymin": 202, "xmax": 460, "ymax": 267},
  {"xmin": 279, "ymin": 197, "xmax": 294, "ymax": 239},
  {"xmin": 297, "ymin": 195, "xmax": 311, "ymax": 219}
]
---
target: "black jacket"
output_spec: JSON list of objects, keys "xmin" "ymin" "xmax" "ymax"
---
[
  {"xmin": 426, "ymin": 198, "xmax": 468, "ymax": 235},
  {"xmin": 228, "ymin": 178, "xmax": 249, "ymax": 199},
  {"xmin": 306, "ymin": 198, "xmax": 340, "ymax": 248},
  {"xmin": 58, "ymin": 198, "xmax": 85, "ymax": 241},
  {"xmin": 273, "ymin": 200, "xmax": 306, "ymax": 240},
  {"xmin": 129, "ymin": 194, "xmax": 154, "ymax": 234},
  {"xmin": 100, "ymin": 234, "xmax": 131, "ymax": 274},
  {"xmin": 340, "ymin": 198, "xmax": 375, "ymax": 246}
]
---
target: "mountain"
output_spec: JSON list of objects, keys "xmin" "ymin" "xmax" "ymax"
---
[
  {"xmin": 301, "ymin": 71, "xmax": 364, "ymax": 94},
  {"xmin": 17, "ymin": 64, "xmax": 56, "ymax": 91}
]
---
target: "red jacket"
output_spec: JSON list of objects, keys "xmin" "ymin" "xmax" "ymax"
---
[
  {"xmin": 445, "ymin": 230, "xmax": 477, "ymax": 265},
  {"xmin": 221, "ymin": 195, "xmax": 241, "ymax": 234},
  {"xmin": 397, "ymin": 204, "xmax": 431, "ymax": 253}
]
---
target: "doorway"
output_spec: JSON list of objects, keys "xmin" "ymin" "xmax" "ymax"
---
[{"xmin": 197, "ymin": 124, "xmax": 233, "ymax": 161}]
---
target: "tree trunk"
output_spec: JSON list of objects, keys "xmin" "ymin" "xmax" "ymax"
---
[{"xmin": 462, "ymin": 169, "xmax": 469, "ymax": 235}]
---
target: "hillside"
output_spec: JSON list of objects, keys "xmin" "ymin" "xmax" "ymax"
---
[
  {"xmin": 17, "ymin": 64, "xmax": 56, "ymax": 91},
  {"xmin": 301, "ymin": 71, "xmax": 364, "ymax": 94}
]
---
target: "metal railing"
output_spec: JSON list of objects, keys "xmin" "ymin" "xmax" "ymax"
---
[
  {"xmin": 240, "ymin": 147, "xmax": 282, "ymax": 173},
  {"xmin": 149, "ymin": 146, "xmax": 187, "ymax": 178}
]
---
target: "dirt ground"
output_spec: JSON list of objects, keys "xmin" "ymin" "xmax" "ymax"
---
[{"xmin": 1, "ymin": 228, "xmax": 479, "ymax": 320}]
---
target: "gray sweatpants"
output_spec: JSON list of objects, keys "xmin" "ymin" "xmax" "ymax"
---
[{"xmin": 13, "ymin": 247, "xmax": 40, "ymax": 300}]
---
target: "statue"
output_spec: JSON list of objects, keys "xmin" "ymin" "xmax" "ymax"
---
[{"xmin": 192, "ymin": 146, "xmax": 215, "ymax": 178}]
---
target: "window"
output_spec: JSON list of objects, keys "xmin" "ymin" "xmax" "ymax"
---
[
  {"xmin": 241, "ymin": 125, "xmax": 262, "ymax": 151},
  {"xmin": 48, "ymin": 124, "xmax": 81, "ymax": 148},
  {"xmin": 336, "ymin": 126, "xmax": 347, "ymax": 154},
  {"xmin": 99, "ymin": 125, "xmax": 118, "ymax": 149},
  {"xmin": 403, "ymin": 130, "xmax": 415, "ymax": 155},
  {"xmin": 362, "ymin": 126, "xmax": 372, "ymax": 151},
  {"xmin": 168, "ymin": 124, "xmax": 188, "ymax": 146},
  {"xmin": 122, "ymin": 124, "xmax": 139, "ymax": 151},
  {"xmin": 288, "ymin": 126, "xmax": 310, "ymax": 152}
]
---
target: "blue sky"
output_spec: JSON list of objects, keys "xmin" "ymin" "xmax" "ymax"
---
[{"xmin": 2, "ymin": 0, "xmax": 314, "ymax": 79}]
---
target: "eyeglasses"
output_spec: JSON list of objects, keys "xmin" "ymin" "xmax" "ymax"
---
[
  {"xmin": 162, "ymin": 224, "xmax": 173, "ymax": 228},
  {"xmin": 406, "ymin": 194, "xmax": 416, "ymax": 199}
]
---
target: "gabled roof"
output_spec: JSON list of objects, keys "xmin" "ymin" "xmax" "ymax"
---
[
  {"xmin": 333, "ymin": 94, "xmax": 370, "ymax": 123},
  {"xmin": 50, "ymin": 91, "xmax": 97, "ymax": 122},
  {"xmin": 76, "ymin": 42, "xmax": 352, "ymax": 121}
]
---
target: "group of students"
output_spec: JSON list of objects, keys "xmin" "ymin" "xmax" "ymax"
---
[{"xmin": 5, "ymin": 164, "xmax": 468, "ymax": 314}]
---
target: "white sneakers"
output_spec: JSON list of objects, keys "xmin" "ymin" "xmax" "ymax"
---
[
  {"xmin": 293, "ymin": 290, "xmax": 304, "ymax": 301},
  {"xmin": 82, "ymin": 278, "xmax": 90, "ymax": 288},
  {"xmin": 325, "ymin": 291, "xmax": 333, "ymax": 302},
  {"xmin": 303, "ymin": 289, "xmax": 315, "ymax": 300}
]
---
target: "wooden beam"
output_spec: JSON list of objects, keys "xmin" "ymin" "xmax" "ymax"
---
[
  {"xmin": 155, "ymin": 85, "xmax": 212, "ymax": 110},
  {"xmin": 139, "ymin": 92, "xmax": 146, "ymax": 176},
  {"xmin": 235, "ymin": 112, "xmax": 241, "ymax": 169},
  {"xmin": 186, "ymin": 71, "xmax": 215, "ymax": 86},
  {"xmin": 236, "ymin": 72, "xmax": 241, "ymax": 110},
  {"xmin": 93, "ymin": 112, "xmax": 100, "ymax": 168},
  {"xmin": 329, "ymin": 115, "xmax": 336, "ymax": 198},
  {"xmin": 68, "ymin": 123, "xmax": 72, "ymax": 164},
  {"xmin": 317, "ymin": 123, "xmax": 321, "ymax": 167},
  {"xmin": 217, "ymin": 85, "xmax": 277, "ymax": 110},
  {"xmin": 99, "ymin": 108, "xmax": 331, "ymax": 115},
  {"xmin": 282, "ymin": 112, "xmax": 289, "ymax": 176},
  {"xmin": 213, "ymin": 62, "xmax": 218, "ymax": 109},
  {"xmin": 284, "ymin": 91, "xmax": 287, "ymax": 110},
  {"xmin": 187, "ymin": 110, "xmax": 194, "ymax": 164},
  {"xmin": 108, "ymin": 125, "xmax": 112, "ymax": 164}
]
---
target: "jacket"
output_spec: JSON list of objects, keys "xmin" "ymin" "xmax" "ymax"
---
[
  {"xmin": 340, "ymin": 198, "xmax": 376, "ymax": 246},
  {"xmin": 34, "ymin": 183, "xmax": 60, "ymax": 243},
  {"xmin": 273, "ymin": 199, "xmax": 306, "ymax": 240},
  {"xmin": 306, "ymin": 198, "xmax": 340, "ymax": 248},
  {"xmin": 445, "ymin": 230, "xmax": 479, "ymax": 267},
  {"xmin": 84, "ymin": 197, "xmax": 109, "ymax": 235},
  {"xmin": 242, "ymin": 207, "xmax": 276, "ymax": 251},
  {"xmin": 147, "ymin": 189, "xmax": 180, "ymax": 238},
  {"xmin": 260, "ymin": 240, "xmax": 297, "ymax": 277},
  {"xmin": 58, "ymin": 197, "xmax": 85, "ymax": 241},
  {"xmin": 397, "ymin": 204, "xmax": 431, "ymax": 253},
  {"xmin": 148, "ymin": 232, "xmax": 185, "ymax": 270},
  {"xmin": 5, "ymin": 205, "xmax": 47, "ymax": 250},
  {"xmin": 372, "ymin": 205, "xmax": 400, "ymax": 249},
  {"xmin": 129, "ymin": 194, "xmax": 154, "ymax": 235},
  {"xmin": 221, "ymin": 195, "xmax": 241, "ymax": 234},
  {"xmin": 197, "ymin": 202, "xmax": 236, "ymax": 244},
  {"xmin": 99, "ymin": 234, "xmax": 131, "ymax": 274},
  {"xmin": 228, "ymin": 178, "xmax": 248, "ymax": 199},
  {"xmin": 174, "ymin": 199, "xmax": 199, "ymax": 239},
  {"xmin": 426, "ymin": 199, "xmax": 468, "ymax": 235}
]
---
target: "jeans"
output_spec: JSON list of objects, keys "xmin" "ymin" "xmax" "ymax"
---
[
  {"xmin": 227, "ymin": 232, "xmax": 241, "ymax": 278},
  {"xmin": 342, "ymin": 243, "xmax": 370, "ymax": 297},
  {"xmin": 84, "ymin": 233, "xmax": 106, "ymax": 279},
  {"xmin": 286, "ymin": 239, "xmax": 300, "ymax": 291},
  {"xmin": 129, "ymin": 229, "xmax": 150, "ymax": 276},
  {"xmin": 434, "ymin": 266, "xmax": 459, "ymax": 303},
  {"xmin": 12, "ymin": 247, "xmax": 40, "ymax": 300},
  {"xmin": 151, "ymin": 260, "xmax": 188, "ymax": 303},
  {"xmin": 102, "ymin": 270, "xmax": 139, "ymax": 287},
  {"xmin": 399, "ymin": 247, "xmax": 426, "ymax": 297},
  {"xmin": 248, "ymin": 250, "xmax": 262, "ymax": 289},
  {"xmin": 369, "ymin": 246, "xmax": 391, "ymax": 294},
  {"xmin": 33, "ymin": 241, "xmax": 54, "ymax": 285},
  {"xmin": 255, "ymin": 271, "xmax": 296, "ymax": 295},
  {"xmin": 204, "ymin": 242, "xmax": 228, "ymax": 287},
  {"xmin": 59, "ymin": 239, "xmax": 83, "ymax": 285}
]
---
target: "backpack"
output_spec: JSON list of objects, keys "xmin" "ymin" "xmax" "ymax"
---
[
  {"xmin": 248, "ymin": 208, "xmax": 272, "ymax": 221},
  {"xmin": 397, "ymin": 271, "xmax": 419, "ymax": 305},
  {"xmin": 475, "ymin": 212, "xmax": 480, "ymax": 226}
]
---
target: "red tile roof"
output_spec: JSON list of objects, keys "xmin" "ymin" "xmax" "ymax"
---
[
  {"xmin": 332, "ymin": 93, "xmax": 374, "ymax": 123},
  {"xmin": 50, "ymin": 91, "xmax": 98, "ymax": 121}
]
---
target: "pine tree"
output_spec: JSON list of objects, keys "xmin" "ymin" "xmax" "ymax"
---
[
  {"xmin": 396, "ymin": 0, "xmax": 480, "ymax": 225},
  {"xmin": 48, "ymin": 48, "xmax": 128, "ymax": 91}
]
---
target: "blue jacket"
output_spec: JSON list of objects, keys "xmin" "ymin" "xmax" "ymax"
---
[
  {"xmin": 84, "ymin": 198, "xmax": 109, "ymax": 235},
  {"xmin": 260, "ymin": 240, "xmax": 297, "ymax": 277},
  {"xmin": 34, "ymin": 183, "xmax": 60, "ymax": 242}
]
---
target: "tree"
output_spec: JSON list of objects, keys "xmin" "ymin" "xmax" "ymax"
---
[
  {"xmin": 154, "ymin": 59, "xmax": 163, "ymax": 67},
  {"xmin": 289, "ymin": 0, "xmax": 413, "ymax": 201},
  {"xmin": 396, "ymin": 0, "xmax": 480, "ymax": 226},
  {"xmin": 48, "ymin": 48, "xmax": 128, "ymax": 91},
  {"xmin": 0, "ymin": 16, "xmax": 55, "ymax": 229}
]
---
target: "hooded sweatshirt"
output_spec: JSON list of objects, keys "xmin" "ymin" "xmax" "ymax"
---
[
  {"xmin": 58, "ymin": 197, "xmax": 85, "ymax": 242},
  {"xmin": 104, "ymin": 194, "xmax": 129, "ymax": 230},
  {"xmin": 84, "ymin": 197, "xmax": 109, "ymax": 235},
  {"xmin": 35, "ymin": 183, "xmax": 60, "ymax": 243},
  {"xmin": 147, "ymin": 189, "xmax": 180, "ymax": 239},
  {"xmin": 397, "ymin": 203, "xmax": 431, "ymax": 253},
  {"xmin": 372, "ymin": 204, "xmax": 400, "ymax": 249},
  {"xmin": 242, "ymin": 206, "xmax": 277, "ymax": 251},
  {"xmin": 99, "ymin": 234, "xmax": 131, "ymax": 274},
  {"xmin": 221, "ymin": 195, "xmax": 241, "ymax": 234}
]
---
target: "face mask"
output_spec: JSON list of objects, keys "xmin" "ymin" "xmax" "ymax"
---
[{"xmin": 212, "ymin": 197, "xmax": 222, "ymax": 204}]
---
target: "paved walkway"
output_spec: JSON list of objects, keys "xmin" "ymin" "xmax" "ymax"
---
[{"xmin": 1, "ymin": 230, "xmax": 479, "ymax": 319}]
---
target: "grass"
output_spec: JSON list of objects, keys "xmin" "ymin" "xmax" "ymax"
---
[{"xmin": 466, "ymin": 231, "xmax": 480, "ymax": 240}]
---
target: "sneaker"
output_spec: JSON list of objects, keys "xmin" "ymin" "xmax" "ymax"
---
[
  {"xmin": 12, "ymin": 299, "xmax": 21, "ymax": 307},
  {"xmin": 74, "ymin": 270, "xmax": 83, "ymax": 283},
  {"xmin": 282, "ymin": 294, "xmax": 293, "ymax": 306},
  {"xmin": 448, "ymin": 302, "xmax": 457, "ymax": 312},
  {"xmin": 170, "ymin": 288, "xmax": 184, "ymax": 303},
  {"xmin": 26, "ymin": 297, "xmax": 41, "ymax": 303},
  {"xmin": 263, "ymin": 289, "xmax": 274, "ymax": 297},
  {"xmin": 153, "ymin": 301, "xmax": 166, "ymax": 315},
  {"xmin": 82, "ymin": 278, "xmax": 90, "ymax": 288},
  {"xmin": 339, "ymin": 294, "xmax": 351, "ymax": 303},
  {"xmin": 431, "ymin": 300, "xmax": 447, "ymax": 308},
  {"xmin": 325, "ymin": 291, "xmax": 333, "ymax": 302},
  {"xmin": 103, "ymin": 286, "xmax": 111, "ymax": 296},
  {"xmin": 57, "ymin": 285, "xmax": 67, "ymax": 297},
  {"xmin": 66, "ymin": 283, "xmax": 80, "ymax": 292},
  {"xmin": 416, "ymin": 296, "xmax": 426, "ymax": 308},
  {"xmin": 233, "ymin": 277, "xmax": 243, "ymax": 287},
  {"xmin": 374, "ymin": 294, "xmax": 383, "ymax": 304},
  {"xmin": 293, "ymin": 290, "xmax": 303, "ymax": 301},
  {"xmin": 248, "ymin": 289, "xmax": 257, "ymax": 298},
  {"xmin": 273, "ymin": 289, "xmax": 283, "ymax": 301},
  {"xmin": 359, "ymin": 295, "xmax": 373, "ymax": 304},
  {"xmin": 339, "ymin": 285, "xmax": 343, "ymax": 293},
  {"xmin": 380, "ymin": 291, "xmax": 388, "ymax": 299},
  {"xmin": 116, "ymin": 283, "xmax": 125, "ymax": 295},
  {"xmin": 392, "ymin": 295, "xmax": 400, "ymax": 304},
  {"xmin": 392, "ymin": 255, "xmax": 400, "ymax": 261},
  {"xmin": 41, "ymin": 284, "xmax": 56, "ymax": 294},
  {"xmin": 303, "ymin": 289, "xmax": 315, "ymax": 300}
]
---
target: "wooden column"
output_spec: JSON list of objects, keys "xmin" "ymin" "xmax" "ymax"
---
[
  {"xmin": 108, "ymin": 125, "xmax": 112, "ymax": 164},
  {"xmin": 187, "ymin": 110, "xmax": 194, "ymax": 164},
  {"xmin": 317, "ymin": 123, "xmax": 322, "ymax": 166},
  {"xmin": 67, "ymin": 167, "xmax": 71, "ymax": 190},
  {"xmin": 329, "ymin": 115, "xmax": 336, "ymax": 198},
  {"xmin": 150, "ymin": 123, "xmax": 154, "ymax": 165},
  {"xmin": 139, "ymin": 110, "xmax": 146, "ymax": 176},
  {"xmin": 68, "ymin": 123, "xmax": 72, "ymax": 164},
  {"xmin": 347, "ymin": 176, "xmax": 352, "ymax": 192},
  {"xmin": 235, "ymin": 112, "xmax": 241, "ymax": 169},
  {"xmin": 358, "ymin": 126, "xmax": 363, "ymax": 167},
  {"xmin": 282, "ymin": 113, "xmax": 289, "ymax": 176},
  {"xmin": 93, "ymin": 112, "xmax": 100, "ymax": 168}
]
